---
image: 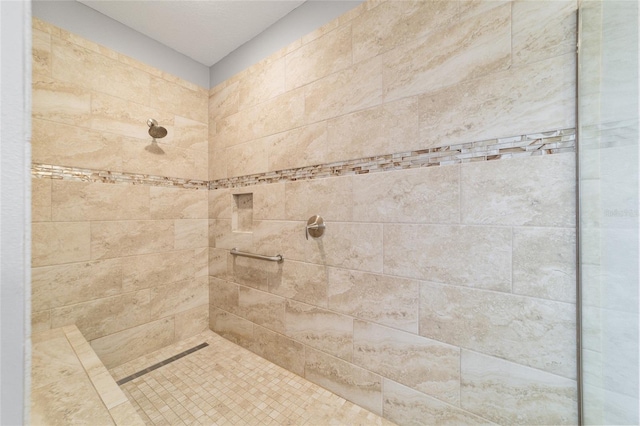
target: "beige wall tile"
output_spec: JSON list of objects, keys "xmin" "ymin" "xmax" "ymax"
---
[
  {"xmin": 352, "ymin": 1, "xmax": 459, "ymax": 64},
  {"xmin": 384, "ymin": 224, "xmax": 511, "ymax": 291},
  {"xmin": 209, "ymin": 80, "xmax": 239, "ymax": 121},
  {"xmin": 285, "ymin": 25, "xmax": 352, "ymax": 90},
  {"xmin": 32, "ymin": 119, "xmax": 123, "ymax": 171},
  {"xmin": 209, "ymin": 188, "xmax": 232, "ymax": 220},
  {"xmin": 239, "ymin": 57, "xmax": 286, "ymax": 110},
  {"xmin": 238, "ymin": 88, "xmax": 306, "ymax": 143},
  {"xmin": 353, "ymin": 165, "xmax": 460, "ymax": 224},
  {"xmin": 119, "ymin": 137, "xmax": 209, "ymax": 180},
  {"xmin": 252, "ymin": 220, "xmax": 306, "ymax": 264},
  {"xmin": 175, "ymin": 219, "xmax": 209, "ymax": 250},
  {"xmin": 91, "ymin": 317, "xmax": 175, "ymax": 368},
  {"xmin": 209, "ymin": 307, "xmax": 253, "ymax": 348},
  {"xmin": 305, "ymin": 347, "xmax": 382, "ymax": 415},
  {"xmin": 226, "ymin": 139, "xmax": 269, "ymax": 177},
  {"xmin": 121, "ymin": 250, "xmax": 194, "ymax": 292},
  {"xmin": 266, "ymin": 122, "xmax": 328, "ymax": 171},
  {"xmin": 305, "ymin": 55, "xmax": 382, "ymax": 124},
  {"xmin": 32, "ymin": 76, "xmax": 91, "ymax": 125},
  {"xmin": 32, "ymin": 178, "xmax": 52, "ymax": 222},
  {"xmin": 32, "ymin": 310, "xmax": 52, "ymax": 334},
  {"xmin": 513, "ymin": 227, "xmax": 576, "ymax": 303},
  {"xmin": 208, "ymin": 248, "xmax": 228, "ymax": 279},
  {"xmin": 420, "ymin": 281, "xmax": 576, "ymax": 378},
  {"xmin": 59, "ymin": 28, "xmax": 119, "ymax": 60},
  {"xmin": 172, "ymin": 115, "xmax": 208, "ymax": 152},
  {"xmin": 327, "ymin": 268, "xmax": 419, "ymax": 333},
  {"xmin": 383, "ymin": 3, "xmax": 511, "ymax": 102},
  {"xmin": 285, "ymin": 176, "xmax": 353, "ymax": 222},
  {"xmin": 51, "ymin": 37, "xmax": 150, "ymax": 105},
  {"xmin": 308, "ymin": 222, "xmax": 384, "ymax": 273},
  {"xmin": 194, "ymin": 247, "xmax": 209, "ymax": 278},
  {"xmin": 33, "ymin": 28, "xmax": 52, "ymax": 77},
  {"xmin": 461, "ymin": 153, "xmax": 576, "ymax": 227},
  {"xmin": 91, "ymin": 220, "xmax": 174, "ymax": 260},
  {"xmin": 51, "ymin": 180, "xmax": 150, "ymax": 221},
  {"xmin": 150, "ymin": 76, "xmax": 207, "ymax": 123},
  {"xmin": 512, "ymin": 0, "xmax": 577, "ymax": 66},
  {"xmin": 237, "ymin": 286, "xmax": 286, "ymax": 333},
  {"xmin": 285, "ymin": 300, "xmax": 353, "ymax": 361},
  {"xmin": 117, "ymin": 53, "xmax": 163, "ymax": 78},
  {"xmin": 461, "ymin": 350, "xmax": 578, "ymax": 425},
  {"xmin": 51, "ymin": 290, "xmax": 151, "ymax": 341},
  {"xmin": 150, "ymin": 277, "xmax": 208, "ymax": 319},
  {"xmin": 212, "ymin": 219, "xmax": 253, "ymax": 251},
  {"xmin": 90, "ymin": 91, "xmax": 173, "ymax": 141},
  {"xmin": 326, "ymin": 97, "xmax": 419, "ymax": 162},
  {"xmin": 32, "ymin": 258, "xmax": 122, "ymax": 311},
  {"xmin": 32, "ymin": 222, "xmax": 91, "ymax": 267},
  {"xmin": 251, "ymin": 325, "xmax": 305, "ymax": 376},
  {"xmin": 211, "ymin": 112, "xmax": 240, "ymax": 149},
  {"xmin": 209, "ymin": 148, "xmax": 227, "ymax": 180},
  {"xmin": 209, "ymin": 277, "xmax": 239, "ymax": 312},
  {"xmin": 418, "ymin": 54, "xmax": 576, "ymax": 147},
  {"xmin": 383, "ymin": 379, "xmax": 491, "ymax": 426},
  {"xmin": 175, "ymin": 304, "xmax": 209, "ymax": 341},
  {"xmin": 150, "ymin": 187, "xmax": 207, "ymax": 220},
  {"xmin": 354, "ymin": 320, "xmax": 460, "ymax": 405},
  {"xmin": 251, "ymin": 183, "xmax": 285, "ymax": 220},
  {"xmin": 269, "ymin": 260, "xmax": 328, "ymax": 307}
]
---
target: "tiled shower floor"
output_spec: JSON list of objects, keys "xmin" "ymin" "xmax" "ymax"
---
[{"xmin": 109, "ymin": 331, "xmax": 394, "ymax": 425}]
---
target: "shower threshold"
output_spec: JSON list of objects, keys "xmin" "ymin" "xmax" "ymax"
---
[{"xmin": 109, "ymin": 330, "xmax": 394, "ymax": 425}]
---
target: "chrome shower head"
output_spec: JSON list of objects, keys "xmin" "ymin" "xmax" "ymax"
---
[{"xmin": 147, "ymin": 118, "xmax": 167, "ymax": 139}]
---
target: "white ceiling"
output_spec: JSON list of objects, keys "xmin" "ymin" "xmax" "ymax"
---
[{"xmin": 78, "ymin": 0, "xmax": 307, "ymax": 67}]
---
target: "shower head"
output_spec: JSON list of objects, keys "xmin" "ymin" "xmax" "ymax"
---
[{"xmin": 147, "ymin": 118, "xmax": 167, "ymax": 139}]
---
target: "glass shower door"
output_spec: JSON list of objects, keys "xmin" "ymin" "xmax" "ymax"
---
[{"xmin": 578, "ymin": 1, "xmax": 639, "ymax": 424}]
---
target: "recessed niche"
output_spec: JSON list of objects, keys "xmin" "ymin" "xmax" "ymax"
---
[{"xmin": 232, "ymin": 193, "xmax": 253, "ymax": 233}]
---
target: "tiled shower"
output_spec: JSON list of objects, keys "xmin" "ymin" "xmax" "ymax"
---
[{"xmin": 30, "ymin": 0, "xmax": 582, "ymax": 424}]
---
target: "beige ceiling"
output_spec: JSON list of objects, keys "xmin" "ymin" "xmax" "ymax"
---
[{"xmin": 78, "ymin": 0, "xmax": 307, "ymax": 67}]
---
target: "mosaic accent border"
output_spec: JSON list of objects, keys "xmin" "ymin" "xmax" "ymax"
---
[
  {"xmin": 31, "ymin": 128, "xmax": 575, "ymax": 190},
  {"xmin": 210, "ymin": 128, "xmax": 576, "ymax": 189},
  {"xmin": 31, "ymin": 163, "xmax": 209, "ymax": 190}
]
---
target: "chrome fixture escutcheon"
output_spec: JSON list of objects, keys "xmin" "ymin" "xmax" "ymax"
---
[{"xmin": 306, "ymin": 215, "xmax": 325, "ymax": 240}]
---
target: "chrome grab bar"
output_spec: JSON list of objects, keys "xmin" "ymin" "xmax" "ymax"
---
[{"xmin": 230, "ymin": 248, "xmax": 283, "ymax": 263}]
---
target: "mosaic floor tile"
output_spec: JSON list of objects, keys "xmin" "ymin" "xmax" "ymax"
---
[{"xmin": 110, "ymin": 330, "xmax": 395, "ymax": 425}]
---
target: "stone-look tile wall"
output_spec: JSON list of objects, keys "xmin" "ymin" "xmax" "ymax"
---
[
  {"xmin": 31, "ymin": 18, "xmax": 209, "ymax": 368},
  {"xmin": 208, "ymin": 1, "xmax": 579, "ymax": 425}
]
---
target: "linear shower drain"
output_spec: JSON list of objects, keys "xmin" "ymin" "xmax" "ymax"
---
[{"xmin": 116, "ymin": 342, "xmax": 209, "ymax": 386}]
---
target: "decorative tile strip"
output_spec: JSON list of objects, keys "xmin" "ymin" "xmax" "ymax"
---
[
  {"xmin": 31, "ymin": 128, "xmax": 575, "ymax": 191},
  {"xmin": 31, "ymin": 163, "xmax": 209, "ymax": 190},
  {"xmin": 210, "ymin": 128, "xmax": 576, "ymax": 189}
]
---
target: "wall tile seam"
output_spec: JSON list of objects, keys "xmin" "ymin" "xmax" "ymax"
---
[
  {"xmin": 212, "ymin": 302, "xmax": 577, "ymax": 401},
  {"xmin": 214, "ymin": 263, "xmax": 577, "ymax": 308},
  {"xmin": 379, "ymin": 378, "xmax": 496, "ymax": 425}
]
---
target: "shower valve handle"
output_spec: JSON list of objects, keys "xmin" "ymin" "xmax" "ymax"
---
[{"xmin": 305, "ymin": 215, "xmax": 326, "ymax": 240}]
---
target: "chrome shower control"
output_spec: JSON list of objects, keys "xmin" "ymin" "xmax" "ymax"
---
[{"xmin": 306, "ymin": 215, "xmax": 325, "ymax": 240}]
